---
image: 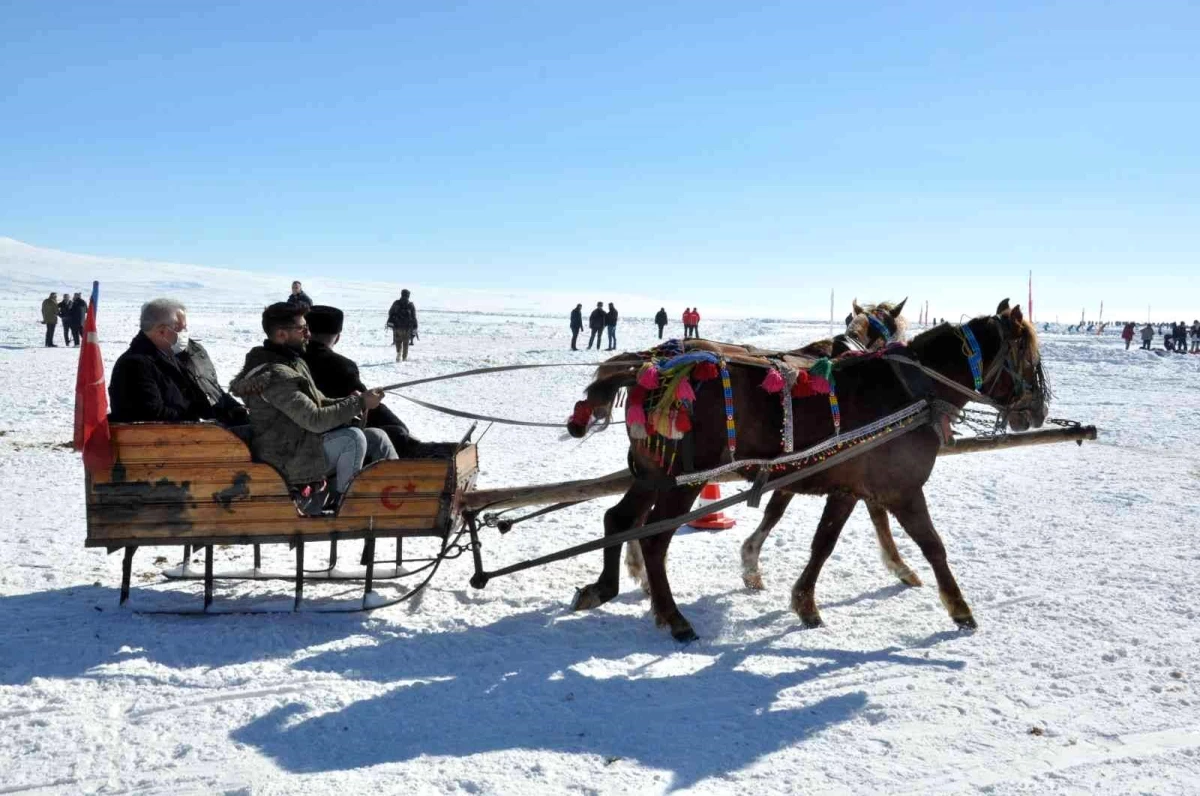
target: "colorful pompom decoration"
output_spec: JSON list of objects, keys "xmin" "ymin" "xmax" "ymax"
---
[
  {"xmin": 761, "ymin": 368, "xmax": 785, "ymax": 394},
  {"xmin": 637, "ymin": 364, "xmax": 660, "ymax": 389},
  {"xmin": 675, "ymin": 379, "xmax": 696, "ymax": 402},
  {"xmin": 693, "ymin": 361, "xmax": 719, "ymax": 381},
  {"xmin": 790, "ymin": 371, "xmax": 813, "ymax": 397}
]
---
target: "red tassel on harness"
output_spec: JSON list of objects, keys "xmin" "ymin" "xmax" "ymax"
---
[{"xmin": 693, "ymin": 361, "xmax": 719, "ymax": 381}]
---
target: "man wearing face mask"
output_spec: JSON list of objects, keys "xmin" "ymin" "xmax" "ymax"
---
[{"xmin": 109, "ymin": 298, "xmax": 216, "ymax": 423}]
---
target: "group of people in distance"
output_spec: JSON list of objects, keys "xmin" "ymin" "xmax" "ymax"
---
[
  {"xmin": 39, "ymin": 290, "xmax": 89, "ymax": 347},
  {"xmin": 107, "ymin": 290, "xmax": 422, "ymax": 515},
  {"xmin": 569, "ymin": 304, "xmax": 701, "ymax": 349},
  {"xmin": 570, "ymin": 302, "xmax": 620, "ymax": 350},
  {"xmin": 1121, "ymin": 320, "xmax": 1200, "ymax": 352}
]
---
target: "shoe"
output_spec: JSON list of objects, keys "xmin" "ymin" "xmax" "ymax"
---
[{"xmin": 395, "ymin": 352, "xmax": 401, "ymax": 362}]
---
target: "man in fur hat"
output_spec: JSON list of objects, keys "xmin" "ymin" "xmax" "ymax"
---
[
  {"xmin": 230, "ymin": 303, "xmax": 397, "ymax": 509},
  {"xmin": 304, "ymin": 305, "xmax": 422, "ymax": 457}
]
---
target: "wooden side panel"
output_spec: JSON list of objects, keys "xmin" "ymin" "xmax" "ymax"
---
[
  {"xmin": 84, "ymin": 432, "xmax": 475, "ymax": 545},
  {"xmin": 110, "ymin": 423, "xmax": 251, "ymax": 464}
]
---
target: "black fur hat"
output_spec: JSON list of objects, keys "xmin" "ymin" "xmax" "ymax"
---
[{"xmin": 306, "ymin": 305, "xmax": 344, "ymax": 336}]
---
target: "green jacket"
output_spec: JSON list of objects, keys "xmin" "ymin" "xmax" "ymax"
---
[
  {"xmin": 229, "ymin": 342, "xmax": 365, "ymax": 485},
  {"xmin": 41, "ymin": 298, "xmax": 59, "ymax": 325}
]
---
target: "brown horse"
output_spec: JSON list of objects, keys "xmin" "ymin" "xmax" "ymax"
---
[
  {"xmin": 623, "ymin": 300, "xmax": 923, "ymax": 594},
  {"xmin": 567, "ymin": 300, "xmax": 1046, "ymax": 641}
]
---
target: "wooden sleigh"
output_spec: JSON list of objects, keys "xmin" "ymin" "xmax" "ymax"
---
[{"xmin": 86, "ymin": 423, "xmax": 479, "ymax": 612}]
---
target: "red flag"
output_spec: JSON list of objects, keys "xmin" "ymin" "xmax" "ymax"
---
[{"xmin": 74, "ymin": 281, "xmax": 113, "ymax": 471}]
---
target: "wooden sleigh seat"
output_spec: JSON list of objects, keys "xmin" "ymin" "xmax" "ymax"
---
[{"xmin": 85, "ymin": 423, "xmax": 479, "ymax": 610}]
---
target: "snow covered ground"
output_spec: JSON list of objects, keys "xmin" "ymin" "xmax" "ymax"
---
[{"xmin": 1, "ymin": 256, "xmax": 1199, "ymax": 793}]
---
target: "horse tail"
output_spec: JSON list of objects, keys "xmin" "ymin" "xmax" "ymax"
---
[{"xmin": 566, "ymin": 353, "xmax": 643, "ymax": 438}]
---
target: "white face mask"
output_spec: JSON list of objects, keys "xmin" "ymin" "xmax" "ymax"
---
[{"xmin": 170, "ymin": 328, "xmax": 190, "ymax": 354}]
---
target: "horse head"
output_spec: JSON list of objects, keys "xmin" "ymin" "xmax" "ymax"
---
[
  {"xmin": 845, "ymin": 298, "xmax": 908, "ymax": 351},
  {"xmin": 962, "ymin": 300, "xmax": 1048, "ymax": 431}
]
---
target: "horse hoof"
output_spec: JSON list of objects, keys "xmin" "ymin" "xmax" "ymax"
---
[
  {"xmin": 954, "ymin": 614, "xmax": 978, "ymax": 630},
  {"xmin": 571, "ymin": 584, "xmax": 613, "ymax": 611},
  {"xmin": 743, "ymin": 572, "xmax": 765, "ymax": 591},
  {"xmin": 898, "ymin": 570, "xmax": 923, "ymax": 588},
  {"xmin": 800, "ymin": 613, "xmax": 824, "ymax": 629},
  {"xmin": 672, "ymin": 626, "xmax": 699, "ymax": 643}
]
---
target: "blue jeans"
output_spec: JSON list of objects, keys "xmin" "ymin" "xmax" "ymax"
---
[{"xmin": 606, "ymin": 325, "xmax": 616, "ymax": 349}]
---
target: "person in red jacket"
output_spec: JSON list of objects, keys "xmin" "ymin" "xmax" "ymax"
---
[
  {"xmin": 682, "ymin": 307, "xmax": 693, "ymax": 339},
  {"xmin": 690, "ymin": 307, "xmax": 701, "ymax": 339}
]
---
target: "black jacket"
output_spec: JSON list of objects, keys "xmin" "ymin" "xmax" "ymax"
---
[
  {"xmin": 58, "ymin": 298, "xmax": 72, "ymax": 320},
  {"xmin": 654, "ymin": 310, "xmax": 667, "ymax": 327},
  {"xmin": 588, "ymin": 307, "xmax": 606, "ymax": 331},
  {"xmin": 177, "ymin": 340, "xmax": 250, "ymax": 425},
  {"xmin": 605, "ymin": 307, "xmax": 618, "ymax": 326},
  {"xmin": 109, "ymin": 332, "xmax": 213, "ymax": 423},
  {"xmin": 303, "ymin": 340, "xmax": 411, "ymax": 435},
  {"xmin": 286, "ymin": 291, "xmax": 313, "ymax": 310},
  {"xmin": 68, "ymin": 298, "xmax": 87, "ymax": 326},
  {"xmin": 387, "ymin": 298, "xmax": 418, "ymax": 329},
  {"xmin": 570, "ymin": 307, "xmax": 584, "ymax": 331}
]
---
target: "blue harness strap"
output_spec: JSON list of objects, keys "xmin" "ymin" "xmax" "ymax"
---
[
  {"xmin": 960, "ymin": 325, "xmax": 984, "ymax": 390},
  {"xmin": 867, "ymin": 312, "xmax": 893, "ymax": 342}
]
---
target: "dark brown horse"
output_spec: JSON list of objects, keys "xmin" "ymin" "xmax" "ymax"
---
[{"xmin": 567, "ymin": 300, "xmax": 1046, "ymax": 641}]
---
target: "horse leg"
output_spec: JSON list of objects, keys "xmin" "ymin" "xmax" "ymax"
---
[
  {"xmin": 624, "ymin": 540, "xmax": 649, "ymax": 594},
  {"xmin": 867, "ymin": 500, "xmax": 922, "ymax": 587},
  {"xmin": 572, "ymin": 485, "xmax": 656, "ymax": 611},
  {"xmin": 639, "ymin": 485, "xmax": 703, "ymax": 641},
  {"xmin": 790, "ymin": 492, "xmax": 857, "ymax": 628},
  {"xmin": 741, "ymin": 490, "xmax": 795, "ymax": 590},
  {"xmin": 887, "ymin": 490, "xmax": 975, "ymax": 628}
]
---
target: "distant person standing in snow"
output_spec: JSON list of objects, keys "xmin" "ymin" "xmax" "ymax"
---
[
  {"xmin": 690, "ymin": 307, "xmax": 701, "ymax": 339},
  {"xmin": 587, "ymin": 302, "xmax": 606, "ymax": 350},
  {"xmin": 1121, "ymin": 322, "xmax": 1135, "ymax": 350},
  {"xmin": 68, "ymin": 291, "xmax": 87, "ymax": 346},
  {"xmin": 654, "ymin": 307, "xmax": 668, "ymax": 339},
  {"xmin": 604, "ymin": 302, "xmax": 619, "ymax": 350},
  {"xmin": 287, "ymin": 280, "xmax": 313, "ymax": 310},
  {"xmin": 40, "ymin": 292, "xmax": 59, "ymax": 347},
  {"xmin": 681, "ymin": 307, "xmax": 692, "ymax": 339},
  {"xmin": 1191, "ymin": 320, "xmax": 1200, "ymax": 353},
  {"xmin": 569, "ymin": 303, "xmax": 584, "ymax": 350},
  {"xmin": 1140, "ymin": 323, "xmax": 1154, "ymax": 350},
  {"xmin": 386, "ymin": 288, "xmax": 418, "ymax": 362},
  {"xmin": 57, "ymin": 292, "xmax": 73, "ymax": 345}
]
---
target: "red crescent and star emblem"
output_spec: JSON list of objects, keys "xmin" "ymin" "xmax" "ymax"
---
[{"xmin": 380, "ymin": 480, "xmax": 419, "ymax": 510}]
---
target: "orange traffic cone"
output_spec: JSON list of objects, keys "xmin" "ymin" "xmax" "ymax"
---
[{"xmin": 688, "ymin": 482, "xmax": 737, "ymax": 530}]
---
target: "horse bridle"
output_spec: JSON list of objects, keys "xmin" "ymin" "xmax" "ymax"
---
[
  {"xmin": 845, "ymin": 308, "xmax": 897, "ymax": 352},
  {"xmin": 957, "ymin": 316, "xmax": 1044, "ymax": 412}
]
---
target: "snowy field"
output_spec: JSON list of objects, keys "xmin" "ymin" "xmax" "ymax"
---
[{"xmin": 2, "ymin": 256, "xmax": 1199, "ymax": 793}]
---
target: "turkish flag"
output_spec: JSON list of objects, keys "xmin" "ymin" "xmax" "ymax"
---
[{"xmin": 74, "ymin": 281, "xmax": 113, "ymax": 471}]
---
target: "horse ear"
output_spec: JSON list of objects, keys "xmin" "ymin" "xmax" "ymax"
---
[
  {"xmin": 1010, "ymin": 304, "xmax": 1024, "ymax": 325},
  {"xmin": 996, "ymin": 298, "xmax": 1011, "ymax": 315},
  {"xmin": 851, "ymin": 298, "xmax": 863, "ymax": 316},
  {"xmin": 891, "ymin": 297, "xmax": 907, "ymax": 318}
]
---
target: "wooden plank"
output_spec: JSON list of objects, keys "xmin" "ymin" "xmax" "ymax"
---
[
  {"xmin": 88, "ymin": 495, "xmax": 443, "ymax": 524},
  {"xmin": 86, "ymin": 513, "xmax": 448, "ymax": 541},
  {"xmin": 456, "ymin": 445, "xmax": 479, "ymax": 478},
  {"xmin": 111, "ymin": 423, "xmax": 245, "ymax": 445},
  {"xmin": 112, "ymin": 441, "xmax": 251, "ymax": 464},
  {"xmin": 88, "ymin": 463, "xmax": 291, "ymax": 497}
]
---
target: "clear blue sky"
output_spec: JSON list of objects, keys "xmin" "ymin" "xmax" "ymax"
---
[{"xmin": 3, "ymin": 1, "xmax": 1198, "ymax": 319}]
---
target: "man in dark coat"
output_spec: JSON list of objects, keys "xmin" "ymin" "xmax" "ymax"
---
[
  {"xmin": 109, "ymin": 298, "xmax": 214, "ymax": 422},
  {"xmin": 67, "ymin": 291, "xmax": 87, "ymax": 346},
  {"xmin": 176, "ymin": 338, "xmax": 250, "ymax": 427},
  {"xmin": 58, "ymin": 293, "xmax": 73, "ymax": 345},
  {"xmin": 304, "ymin": 305, "xmax": 422, "ymax": 456},
  {"xmin": 587, "ymin": 302, "xmax": 606, "ymax": 350},
  {"xmin": 654, "ymin": 308, "xmax": 668, "ymax": 339},
  {"xmin": 386, "ymin": 288, "xmax": 419, "ymax": 362},
  {"xmin": 569, "ymin": 304, "xmax": 584, "ymax": 350},
  {"xmin": 605, "ymin": 302, "xmax": 619, "ymax": 350},
  {"xmin": 287, "ymin": 280, "xmax": 313, "ymax": 310}
]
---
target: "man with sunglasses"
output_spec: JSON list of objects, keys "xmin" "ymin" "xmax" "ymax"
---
[{"xmin": 231, "ymin": 302, "xmax": 397, "ymax": 510}]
